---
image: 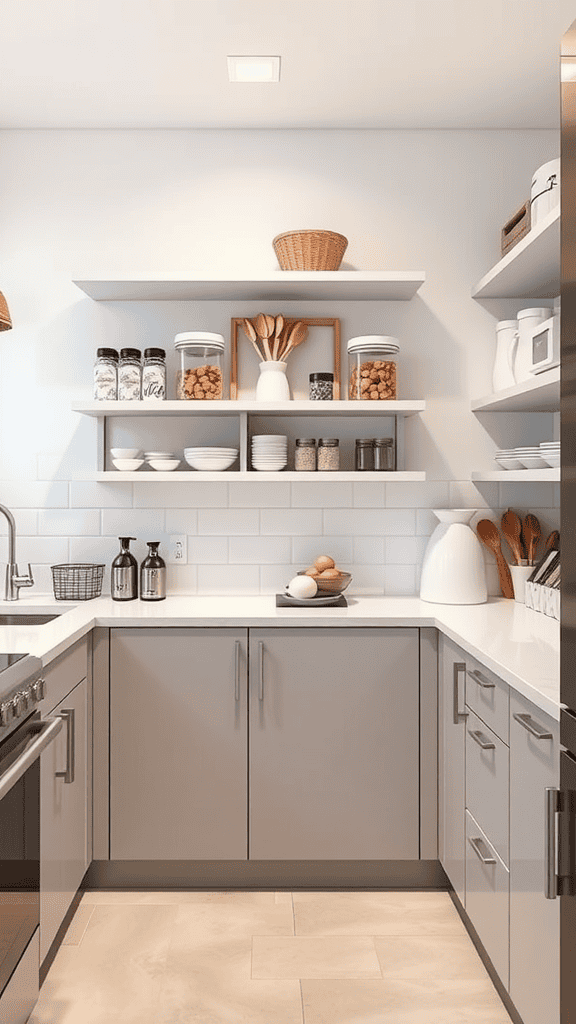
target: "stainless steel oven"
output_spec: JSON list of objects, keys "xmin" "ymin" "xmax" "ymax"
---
[{"xmin": 0, "ymin": 655, "xmax": 62, "ymax": 1024}]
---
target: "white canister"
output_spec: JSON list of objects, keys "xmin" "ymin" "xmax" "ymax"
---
[
  {"xmin": 419, "ymin": 510, "xmax": 487, "ymax": 605},
  {"xmin": 530, "ymin": 158, "xmax": 560, "ymax": 228},
  {"xmin": 513, "ymin": 307, "xmax": 551, "ymax": 383},
  {"xmin": 509, "ymin": 562, "xmax": 533, "ymax": 603},
  {"xmin": 492, "ymin": 320, "xmax": 518, "ymax": 392}
]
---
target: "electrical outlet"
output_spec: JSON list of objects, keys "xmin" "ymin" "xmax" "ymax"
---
[{"xmin": 167, "ymin": 535, "xmax": 187, "ymax": 564}]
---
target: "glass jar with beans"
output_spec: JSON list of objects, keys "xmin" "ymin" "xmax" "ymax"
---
[{"xmin": 347, "ymin": 336, "xmax": 399, "ymax": 400}]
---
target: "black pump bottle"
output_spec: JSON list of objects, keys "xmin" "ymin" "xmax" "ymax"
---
[{"xmin": 111, "ymin": 536, "xmax": 138, "ymax": 601}]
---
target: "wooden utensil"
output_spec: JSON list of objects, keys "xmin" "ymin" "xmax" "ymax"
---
[
  {"xmin": 523, "ymin": 513, "xmax": 541, "ymax": 565},
  {"xmin": 476, "ymin": 519, "xmax": 515, "ymax": 598},
  {"xmin": 252, "ymin": 312, "xmax": 272, "ymax": 360},
  {"xmin": 500, "ymin": 510, "xmax": 524, "ymax": 565},
  {"xmin": 545, "ymin": 529, "xmax": 560, "ymax": 552},
  {"xmin": 241, "ymin": 318, "xmax": 265, "ymax": 360},
  {"xmin": 272, "ymin": 314, "xmax": 284, "ymax": 361},
  {"xmin": 282, "ymin": 321, "xmax": 309, "ymax": 360}
]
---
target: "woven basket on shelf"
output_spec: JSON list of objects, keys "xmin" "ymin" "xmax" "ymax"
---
[
  {"xmin": 0, "ymin": 292, "xmax": 12, "ymax": 331},
  {"xmin": 273, "ymin": 230, "xmax": 348, "ymax": 271}
]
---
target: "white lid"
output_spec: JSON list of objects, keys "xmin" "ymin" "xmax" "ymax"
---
[
  {"xmin": 496, "ymin": 320, "xmax": 518, "ymax": 329},
  {"xmin": 174, "ymin": 331, "xmax": 225, "ymax": 351},
  {"xmin": 516, "ymin": 307, "xmax": 551, "ymax": 320},
  {"xmin": 347, "ymin": 334, "xmax": 400, "ymax": 354}
]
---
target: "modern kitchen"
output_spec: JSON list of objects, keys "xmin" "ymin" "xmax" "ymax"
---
[{"xmin": 0, "ymin": 2, "xmax": 574, "ymax": 1023}]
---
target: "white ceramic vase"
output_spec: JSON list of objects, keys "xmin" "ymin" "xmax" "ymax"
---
[
  {"xmin": 256, "ymin": 361, "xmax": 290, "ymax": 401},
  {"xmin": 420, "ymin": 509, "xmax": 487, "ymax": 605}
]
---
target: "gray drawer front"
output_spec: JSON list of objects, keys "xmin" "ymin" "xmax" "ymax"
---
[
  {"xmin": 466, "ymin": 708, "xmax": 509, "ymax": 866},
  {"xmin": 465, "ymin": 657, "xmax": 509, "ymax": 743},
  {"xmin": 465, "ymin": 810, "xmax": 509, "ymax": 990},
  {"xmin": 43, "ymin": 637, "xmax": 88, "ymax": 713}
]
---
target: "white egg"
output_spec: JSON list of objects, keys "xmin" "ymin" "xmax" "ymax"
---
[{"xmin": 287, "ymin": 574, "xmax": 318, "ymax": 599}]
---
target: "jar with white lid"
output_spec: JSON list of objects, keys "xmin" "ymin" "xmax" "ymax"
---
[
  {"xmin": 347, "ymin": 336, "xmax": 399, "ymax": 400},
  {"xmin": 174, "ymin": 332, "xmax": 225, "ymax": 400}
]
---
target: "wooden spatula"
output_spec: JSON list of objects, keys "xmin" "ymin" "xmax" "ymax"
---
[
  {"xmin": 500, "ymin": 510, "xmax": 524, "ymax": 565},
  {"xmin": 523, "ymin": 513, "xmax": 541, "ymax": 565},
  {"xmin": 476, "ymin": 519, "xmax": 515, "ymax": 598}
]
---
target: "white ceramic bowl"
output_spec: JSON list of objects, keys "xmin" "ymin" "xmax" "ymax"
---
[
  {"xmin": 184, "ymin": 448, "xmax": 238, "ymax": 455},
  {"xmin": 495, "ymin": 457, "xmax": 524, "ymax": 470},
  {"xmin": 517, "ymin": 456, "xmax": 549, "ymax": 469},
  {"xmin": 148, "ymin": 459, "xmax": 181, "ymax": 472},
  {"xmin": 541, "ymin": 454, "xmax": 560, "ymax": 468},
  {"xmin": 184, "ymin": 454, "xmax": 237, "ymax": 471},
  {"xmin": 111, "ymin": 448, "xmax": 142, "ymax": 459},
  {"xmin": 253, "ymin": 463, "xmax": 287, "ymax": 472},
  {"xmin": 112, "ymin": 458, "xmax": 144, "ymax": 472}
]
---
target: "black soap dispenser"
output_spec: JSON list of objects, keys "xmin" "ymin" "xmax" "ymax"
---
[
  {"xmin": 140, "ymin": 541, "xmax": 166, "ymax": 601},
  {"xmin": 111, "ymin": 537, "xmax": 138, "ymax": 601}
]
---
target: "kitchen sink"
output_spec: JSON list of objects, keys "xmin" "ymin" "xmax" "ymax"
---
[{"xmin": 0, "ymin": 613, "xmax": 61, "ymax": 626}]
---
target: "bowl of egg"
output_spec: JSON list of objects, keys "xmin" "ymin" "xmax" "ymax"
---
[{"xmin": 298, "ymin": 556, "xmax": 352, "ymax": 594}]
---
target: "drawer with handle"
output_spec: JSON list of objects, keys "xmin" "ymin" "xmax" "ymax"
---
[
  {"xmin": 466, "ymin": 708, "xmax": 509, "ymax": 866},
  {"xmin": 465, "ymin": 809, "xmax": 510, "ymax": 989},
  {"xmin": 465, "ymin": 657, "xmax": 509, "ymax": 743}
]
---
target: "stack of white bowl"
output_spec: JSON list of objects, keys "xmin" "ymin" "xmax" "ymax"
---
[
  {"xmin": 251, "ymin": 435, "xmax": 288, "ymax": 472},
  {"xmin": 184, "ymin": 447, "xmax": 238, "ymax": 471},
  {"xmin": 110, "ymin": 447, "xmax": 144, "ymax": 471},
  {"xmin": 495, "ymin": 445, "xmax": 556, "ymax": 470},
  {"xmin": 143, "ymin": 450, "xmax": 181, "ymax": 472},
  {"xmin": 539, "ymin": 441, "xmax": 560, "ymax": 468}
]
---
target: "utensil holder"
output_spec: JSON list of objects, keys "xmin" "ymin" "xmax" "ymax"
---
[{"xmin": 509, "ymin": 563, "xmax": 533, "ymax": 603}]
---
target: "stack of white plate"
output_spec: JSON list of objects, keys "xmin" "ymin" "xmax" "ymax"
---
[
  {"xmin": 539, "ymin": 441, "xmax": 560, "ymax": 468},
  {"xmin": 184, "ymin": 447, "xmax": 238, "ymax": 471},
  {"xmin": 251, "ymin": 434, "xmax": 288, "ymax": 472},
  {"xmin": 495, "ymin": 446, "xmax": 549, "ymax": 470}
]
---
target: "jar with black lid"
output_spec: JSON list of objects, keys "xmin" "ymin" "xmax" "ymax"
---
[
  {"xmin": 317, "ymin": 438, "xmax": 339, "ymax": 471},
  {"xmin": 118, "ymin": 348, "xmax": 142, "ymax": 401},
  {"xmin": 373, "ymin": 437, "xmax": 395, "ymax": 471},
  {"xmin": 94, "ymin": 348, "xmax": 119, "ymax": 400},
  {"xmin": 355, "ymin": 438, "xmax": 374, "ymax": 471},
  {"xmin": 142, "ymin": 348, "xmax": 166, "ymax": 400},
  {"xmin": 309, "ymin": 372, "xmax": 334, "ymax": 400},
  {"xmin": 295, "ymin": 438, "xmax": 317, "ymax": 471}
]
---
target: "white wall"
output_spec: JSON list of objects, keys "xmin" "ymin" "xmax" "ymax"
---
[{"xmin": 0, "ymin": 129, "xmax": 560, "ymax": 595}]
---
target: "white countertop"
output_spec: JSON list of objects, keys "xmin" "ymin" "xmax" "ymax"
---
[{"xmin": 0, "ymin": 594, "xmax": 560, "ymax": 720}]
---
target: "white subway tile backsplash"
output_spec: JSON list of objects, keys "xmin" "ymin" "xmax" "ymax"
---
[
  {"xmin": 197, "ymin": 564, "xmax": 260, "ymax": 595},
  {"xmin": 352, "ymin": 537, "xmax": 385, "ymax": 564},
  {"xmin": 20, "ymin": 537, "xmax": 69, "ymax": 564},
  {"xmin": 0, "ymin": 481, "xmax": 69, "ymax": 508},
  {"xmin": 260, "ymin": 509, "xmax": 322, "ymax": 536},
  {"xmin": 385, "ymin": 481, "xmax": 449, "ymax": 508},
  {"xmin": 291, "ymin": 481, "xmax": 353, "ymax": 508},
  {"xmin": 187, "ymin": 536, "xmax": 229, "ymax": 564},
  {"xmin": 0, "ymin": 510, "xmax": 37, "ymax": 535},
  {"xmin": 385, "ymin": 536, "xmax": 428, "ymax": 565},
  {"xmin": 383, "ymin": 564, "xmax": 417, "ymax": 595},
  {"xmin": 259, "ymin": 565, "xmax": 295, "ymax": 594},
  {"xmin": 324, "ymin": 508, "xmax": 416, "ymax": 536},
  {"xmin": 347, "ymin": 564, "xmax": 385, "ymax": 593},
  {"xmin": 292, "ymin": 536, "xmax": 354, "ymax": 566},
  {"xmin": 164, "ymin": 509, "xmax": 198, "ymax": 534},
  {"xmin": 38, "ymin": 509, "xmax": 100, "ymax": 536},
  {"xmin": 352, "ymin": 482, "xmax": 386, "ymax": 508},
  {"xmin": 101, "ymin": 509, "xmax": 166, "ymax": 536},
  {"xmin": 69, "ymin": 536, "xmax": 118, "ymax": 564},
  {"xmin": 133, "ymin": 482, "xmax": 228, "ymax": 508},
  {"xmin": 166, "ymin": 563, "xmax": 198, "ymax": 594},
  {"xmin": 416, "ymin": 508, "xmax": 438, "ymax": 536},
  {"xmin": 198, "ymin": 508, "xmax": 259, "ymax": 536},
  {"xmin": 229, "ymin": 536, "xmax": 291, "ymax": 564},
  {"xmin": 70, "ymin": 482, "xmax": 133, "ymax": 508},
  {"xmin": 229, "ymin": 481, "xmax": 291, "ymax": 507}
]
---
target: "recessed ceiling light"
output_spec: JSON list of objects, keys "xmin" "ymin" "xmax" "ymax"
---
[
  {"xmin": 227, "ymin": 55, "xmax": 280, "ymax": 83},
  {"xmin": 561, "ymin": 58, "xmax": 576, "ymax": 82}
]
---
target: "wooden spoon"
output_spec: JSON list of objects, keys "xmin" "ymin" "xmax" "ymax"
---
[
  {"xmin": 476, "ymin": 520, "xmax": 515, "ymax": 598},
  {"xmin": 272, "ymin": 314, "xmax": 284, "ymax": 360},
  {"xmin": 500, "ymin": 510, "xmax": 524, "ymax": 565},
  {"xmin": 545, "ymin": 529, "xmax": 560, "ymax": 552},
  {"xmin": 523, "ymin": 513, "xmax": 541, "ymax": 565},
  {"xmin": 253, "ymin": 312, "xmax": 274, "ymax": 360},
  {"xmin": 241, "ymin": 318, "xmax": 265, "ymax": 360},
  {"xmin": 282, "ymin": 321, "xmax": 309, "ymax": 360}
]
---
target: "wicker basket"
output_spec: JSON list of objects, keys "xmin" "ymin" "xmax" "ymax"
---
[
  {"xmin": 51, "ymin": 563, "xmax": 105, "ymax": 601},
  {"xmin": 273, "ymin": 230, "xmax": 348, "ymax": 271}
]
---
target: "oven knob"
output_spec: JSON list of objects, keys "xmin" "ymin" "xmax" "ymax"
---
[
  {"xmin": 24, "ymin": 683, "xmax": 37, "ymax": 706},
  {"xmin": 0, "ymin": 700, "xmax": 13, "ymax": 726},
  {"xmin": 11, "ymin": 692, "xmax": 26, "ymax": 718},
  {"xmin": 32, "ymin": 678, "xmax": 45, "ymax": 701}
]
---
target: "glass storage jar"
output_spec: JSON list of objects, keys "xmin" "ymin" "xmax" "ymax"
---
[
  {"xmin": 309, "ymin": 372, "xmax": 334, "ymax": 400},
  {"xmin": 142, "ymin": 348, "xmax": 166, "ymax": 400},
  {"xmin": 355, "ymin": 438, "xmax": 374, "ymax": 471},
  {"xmin": 294, "ymin": 438, "xmax": 317, "ymax": 471},
  {"xmin": 348, "ymin": 336, "xmax": 399, "ymax": 400},
  {"xmin": 118, "ymin": 348, "xmax": 142, "ymax": 401},
  {"xmin": 94, "ymin": 348, "xmax": 118, "ymax": 400},
  {"xmin": 175, "ymin": 332, "xmax": 225, "ymax": 400},
  {"xmin": 317, "ymin": 438, "xmax": 339, "ymax": 471},
  {"xmin": 373, "ymin": 437, "xmax": 395, "ymax": 470}
]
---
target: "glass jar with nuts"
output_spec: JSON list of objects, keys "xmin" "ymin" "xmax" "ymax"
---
[
  {"xmin": 174, "ymin": 332, "xmax": 225, "ymax": 400},
  {"xmin": 347, "ymin": 336, "xmax": 399, "ymax": 401}
]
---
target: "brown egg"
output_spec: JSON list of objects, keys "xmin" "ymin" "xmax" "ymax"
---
[
  {"xmin": 304, "ymin": 567, "xmax": 319, "ymax": 577},
  {"xmin": 314, "ymin": 555, "xmax": 335, "ymax": 572},
  {"xmin": 318, "ymin": 567, "xmax": 340, "ymax": 578}
]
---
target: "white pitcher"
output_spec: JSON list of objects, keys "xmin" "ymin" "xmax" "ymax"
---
[
  {"xmin": 513, "ymin": 307, "xmax": 551, "ymax": 383},
  {"xmin": 492, "ymin": 320, "xmax": 518, "ymax": 391},
  {"xmin": 420, "ymin": 509, "xmax": 487, "ymax": 605}
]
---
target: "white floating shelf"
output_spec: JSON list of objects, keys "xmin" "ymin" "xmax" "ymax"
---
[
  {"xmin": 73, "ymin": 399, "xmax": 426, "ymax": 418},
  {"xmin": 95, "ymin": 471, "xmax": 427, "ymax": 482},
  {"xmin": 472, "ymin": 207, "xmax": 559, "ymax": 300},
  {"xmin": 72, "ymin": 271, "xmax": 426, "ymax": 303},
  {"xmin": 471, "ymin": 368, "xmax": 560, "ymax": 412},
  {"xmin": 471, "ymin": 469, "xmax": 559, "ymax": 482}
]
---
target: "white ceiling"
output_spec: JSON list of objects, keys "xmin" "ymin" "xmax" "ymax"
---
[{"xmin": 2, "ymin": 0, "xmax": 575, "ymax": 130}]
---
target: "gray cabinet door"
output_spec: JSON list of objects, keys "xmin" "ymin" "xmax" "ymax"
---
[
  {"xmin": 40, "ymin": 676, "xmax": 89, "ymax": 963},
  {"xmin": 110, "ymin": 628, "xmax": 248, "ymax": 860},
  {"xmin": 439, "ymin": 637, "xmax": 467, "ymax": 904},
  {"xmin": 248, "ymin": 627, "xmax": 419, "ymax": 860},
  {"xmin": 509, "ymin": 692, "xmax": 559, "ymax": 1024}
]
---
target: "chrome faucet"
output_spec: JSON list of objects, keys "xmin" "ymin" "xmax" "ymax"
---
[{"xmin": 0, "ymin": 503, "xmax": 34, "ymax": 601}]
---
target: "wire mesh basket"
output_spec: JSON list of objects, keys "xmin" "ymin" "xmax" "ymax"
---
[{"xmin": 51, "ymin": 563, "xmax": 105, "ymax": 601}]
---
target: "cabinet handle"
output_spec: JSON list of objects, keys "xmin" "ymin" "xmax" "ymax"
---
[
  {"xmin": 234, "ymin": 640, "xmax": 240, "ymax": 702},
  {"xmin": 55, "ymin": 708, "xmax": 75, "ymax": 784},
  {"xmin": 258, "ymin": 641, "xmax": 264, "ymax": 702},
  {"xmin": 453, "ymin": 662, "xmax": 468, "ymax": 724},
  {"xmin": 468, "ymin": 728, "xmax": 496, "ymax": 750},
  {"xmin": 467, "ymin": 668, "xmax": 495, "ymax": 689},
  {"xmin": 468, "ymin": 835, "xmax": 496, "ymax": 865},
  {"xmin": 545, "ymin": 787, "xmax": 560, "ymax": 899},
  {"xmin": 513, "ymin": 712, "xmax": 553, "ymax": 740}
]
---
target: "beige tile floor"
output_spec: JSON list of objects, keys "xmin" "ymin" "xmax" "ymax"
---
[{"xmin": 30, "ymin": 890, "xmax": 514, "ymax": 1024}]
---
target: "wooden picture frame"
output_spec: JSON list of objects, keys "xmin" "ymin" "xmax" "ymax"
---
[{"xmin": 230, "ymin": 317, "xmax": 341, "ymax": 400}]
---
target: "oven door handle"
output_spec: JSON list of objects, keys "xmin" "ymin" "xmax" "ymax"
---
[{"xmin": 0, "ymin": 716, "xmax": 63, "ymax": 801}]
